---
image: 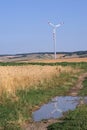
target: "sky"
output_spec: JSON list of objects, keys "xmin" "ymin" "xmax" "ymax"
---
[{"xmin": 0, "ymin": 0, "xmax": 87, "ymax": 54}]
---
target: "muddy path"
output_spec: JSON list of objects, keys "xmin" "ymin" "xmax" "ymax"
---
[{"xmin": 24, "ymin": 72, "xmax": 87, "ymax": 130}]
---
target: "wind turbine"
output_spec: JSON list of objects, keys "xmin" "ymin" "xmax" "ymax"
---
[{"xmin": 48, "ymin": 21, "xmax": 64, "ymax": 59}]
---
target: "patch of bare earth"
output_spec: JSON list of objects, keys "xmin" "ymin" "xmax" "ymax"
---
[
  {"xmin": 24, "ymin": 72, "xmax": 87, "ymax": 130},
  {"xmin": 24, "ymin": 119, "xmax": 59, "ymax": 130}
]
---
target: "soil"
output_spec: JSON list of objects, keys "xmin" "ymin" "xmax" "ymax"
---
[
  {"xmin": 24, "ymin": 72, "xmax": 87, "ymax": 130},
  {"xmin": 24, "ymin": 119, "xmax": 59, "ymax": 130}
]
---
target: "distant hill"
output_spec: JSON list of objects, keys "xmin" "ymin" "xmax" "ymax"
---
[{"xmin": 0, "ymin": 51, "xmax": 87, "ymax": 62}]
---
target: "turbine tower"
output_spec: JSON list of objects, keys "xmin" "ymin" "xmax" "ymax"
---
[{"xmin": 48, "ymin": 21, "xmax": 64, "ymax": 59}]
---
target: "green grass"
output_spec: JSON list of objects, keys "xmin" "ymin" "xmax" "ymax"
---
[
  {"xmin": 0, "ymin": 94, "xmax": 21, "ymax": 130},
  {"xmin": 0, "ymin": 61, "xmax": 87, "ymax": 69},
  {"xmin": 47, "ymin": 105, "xmax": 87, "ymax": 130},
  {"xmin": 78, "ymin": 77, "xmax": 87, "ymax": 96},
  {"xmin": 0, "ymin": 72, "xmax": 77, "ymax": 130}
]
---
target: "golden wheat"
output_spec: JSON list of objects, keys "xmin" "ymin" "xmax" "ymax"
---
[{"xmin": 0, "ymin": 65, "xmax": 78, "ymax": 94}]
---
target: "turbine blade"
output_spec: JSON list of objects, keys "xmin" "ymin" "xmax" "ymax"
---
[
  {"xmin": 56, "ymin": 22, "xmax": 64, "ymax": 27},
  {"xmin": 56, "ymin": 24, "xmax": 61, "ymax": 27},
  {"xmin": 48, "ymin": 21, "xmax": 55, "ymax": 27}
]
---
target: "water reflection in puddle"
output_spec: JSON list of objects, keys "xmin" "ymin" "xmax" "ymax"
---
[{"xmin": 32, "ymin": 96, "xmax": 87, "ymax": 121}]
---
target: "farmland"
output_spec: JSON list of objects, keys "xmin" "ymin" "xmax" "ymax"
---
[
  {"xmin": 0, "ymin": 61, "xmax": 87, "ymax": 130},
  {"xmin": 0, "ymin": 51, "xmax": 87, "ymax": 63}
]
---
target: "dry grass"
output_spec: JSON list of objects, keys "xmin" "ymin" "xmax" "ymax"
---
[{"xmin": 0, "ymin": 65, "xmax": 78, "ymax": 94}]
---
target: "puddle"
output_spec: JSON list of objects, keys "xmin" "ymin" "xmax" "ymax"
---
[{"xmin": 32, "ymin": 96, "xmax": 87, "ymax": 121}]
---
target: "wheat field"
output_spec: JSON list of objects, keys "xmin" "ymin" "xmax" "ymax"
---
[{"xmin": 0, "ymin": 65, "xmax": 78, "ymax": 94}]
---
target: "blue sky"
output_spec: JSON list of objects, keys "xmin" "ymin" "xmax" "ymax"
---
[{"xmin": 0, "ymin": 0, "xmax": 87, "ymax": 54}]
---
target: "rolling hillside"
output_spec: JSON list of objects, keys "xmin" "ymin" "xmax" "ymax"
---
[{"xmin": 0, "ymin": 51, "xmax": 87, "ymax": 62}]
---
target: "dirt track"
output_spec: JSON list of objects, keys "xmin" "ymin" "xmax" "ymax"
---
[{"xmin": 69, "ymin": 72, "xmax": 87, "ymax": 96}]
